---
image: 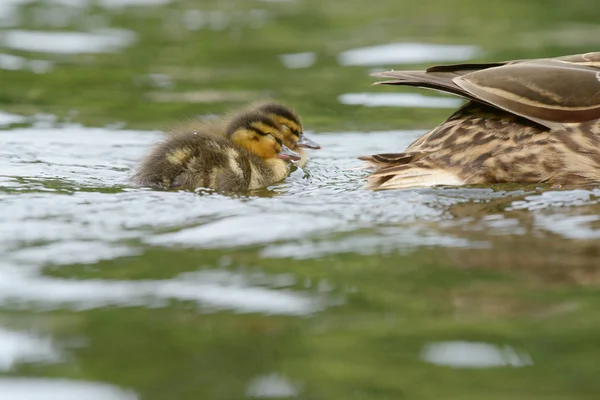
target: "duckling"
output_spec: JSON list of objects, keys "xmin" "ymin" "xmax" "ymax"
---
[
  {"xmin": 133, "ymin": 111, "xmax": 300, "ymax": 192},
  {"xmin": 163, "ymin": 102, "xmax": 321, "ymax": 168},
  {"xmin": 360, "ymin": 51, "xmax": 600, "ymax": 190},
  {"xmin": 252, "ymin": 102, "xmax": 321, "ymax": 168}
]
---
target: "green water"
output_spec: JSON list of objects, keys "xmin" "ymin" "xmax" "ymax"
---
[{"xmin": 1, "ymin": 0, "xmax": 600, "ymax": 399}]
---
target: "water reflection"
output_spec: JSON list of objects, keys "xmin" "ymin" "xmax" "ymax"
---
[
  {"xmin": 0, "ymin": 267, "xmax": 325, "ymax": 315},
  {"xmin": 178, "ymin": 9, "xmax": 272, "ymax": 32},
  {"xmin": 279, "ymin": 52, "xmax": 317, "ymax": 69},
  {"xmin": 99, "ymin": 0, "xmax": 173, "ymax": 6},
  {"xmin": 246, "ymin": 373, "xmax": 298, "ymax": 398},
  {"xmin": 0, "ymin": 53, "xmax": 54, "ymax": 73},
  {"xmin": 509, "ymin": 189, "xmax": 600, "ymax": 211},
  {"xmin": 0, "ymin": 111, "xmax": 26, "ymax": 126},
  {"xmin": 421, "ymin": 341, "xmax": 534, "ymax": 368},
  {"xmin": 1, "ymin": 121, "xmax": 473, "ymax": 314},
  {"xmin": 0, "ymin": 327, "xmax": 59, "ymax": 370},
  {"xmin": 261, "ymin": 226, "xmax": 489, "ymax": 260},
  {"xmin": 1, "ymin": 0, "xmax": 599, "ymax": 397},
  {"xmin": 3, "ymin": 119, "xmax": 600, "ymax": 275},
  {"xmin": 535, "ymin": 213, "xmax": 600, "ymax": 240},
  {"xmin": 338, "ymin": 43, "xmax": 480, "ymax": 66},
  {"xmin": 339, "ymin": 93, "xmax": 462, "ymax": 108},
  {"xmin": 2, "ymin": 28, "xmax": 137, "ymax": 54},
  {"xmin": 0, "ymin": 378, "xmax": 138, "ymax": 400}
]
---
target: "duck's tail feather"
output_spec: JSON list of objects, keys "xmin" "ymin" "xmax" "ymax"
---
[
  {"xmin": 366, "ymin": 164, "xmax": 463, "ymax": 190},
  {"xmin": 370, "ymin": 70, "xmax": 483, "ymax": 103},
  {"xmin": 356, "ymin": 151, "xmax": 424, "ymax": 171}
]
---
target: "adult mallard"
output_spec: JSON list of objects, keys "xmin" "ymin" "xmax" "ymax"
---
[{"xmin": 358, "ymin": 52, "xmax": 600, "ymax": 190}]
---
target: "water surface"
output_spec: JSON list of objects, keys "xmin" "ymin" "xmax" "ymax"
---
[{"xmin": 2, "ymin": 0, "xmax": 600, "ymax": 399}]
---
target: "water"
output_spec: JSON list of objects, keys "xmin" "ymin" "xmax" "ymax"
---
[
  {"xmin": 337, "ymin": 43, "xmax": 481, "ymax": 66},
  {"xmin": 2, "ymin": 0, "xmax": 600, "ymax": 399}
]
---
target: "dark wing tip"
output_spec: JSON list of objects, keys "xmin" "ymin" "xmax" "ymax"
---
[
  {"xmin": 357, "ymin": 155, "xmax": 374, "ymax": 161},
  {"xmin": 370, "ymin": 71, "xmax": 394, "ymax": 78}
]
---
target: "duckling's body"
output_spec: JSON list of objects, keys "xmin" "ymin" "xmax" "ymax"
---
[
  {"xmin": 360, "ymin": 52, "xmax": 600, "ymax": 190},
  {"xmin": 133, "ymin": 112, "xmax": 299, "ymax": 192}
]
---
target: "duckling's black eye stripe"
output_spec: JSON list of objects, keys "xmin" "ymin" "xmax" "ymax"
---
[
  {"xmin": 249, "ymin": 127, "xmax": 283, "ymax": 145},
  {"xmin": 249, "ymin": 127, "xmax": 268, "ymax": 136}
]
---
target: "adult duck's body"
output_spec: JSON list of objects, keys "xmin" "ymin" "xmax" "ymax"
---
[{"xmin": 359, "ymin": 52, "xmax": 600, "ymax": 190}]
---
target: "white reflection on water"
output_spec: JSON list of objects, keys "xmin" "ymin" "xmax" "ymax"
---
[
  {"xmin": 98, "ymin": 0, "xmax": 173, "ymax": 6},
  {"xmin": 509, "ymin": 189, "xmax": 600, "ymax": 211},
  {"xmin": 1, "ymin": 28, "xmax": 137, "ymax": 54},
  {"xmin": 338, "ymin": 42, "xmax": 480, "ymax": 66},
  {"xmin": 261, "ymin": 226, "xmax": 489, "ymax": 260},
  {"xmin": 0, "ymin": 0, "xmax": 174, "ymax": 25},
  {"xmin": 279, "ymin": 52, "xmax": 316, "ymax": 69},
  {"xmin": 0, "ymin": 378, "xmax": 138, "ymax": 400},
  {"xmin": 0, "ymin": 327, "xmax": 59, "ymax": 370},
  {"xmin": 0, "ymin": 110, "xmax": 26, "ymax": 126},
  {"xmin": 421, "ymin": 341, "xmax": 533, "ymax": 368},
  {"xmin": 246, "ymin": 373, "xmax": 298, "ymax": 398},
  {"xmin": 178, "ymin": 9, "xmax": 271, "ymax": 32},
  {"xmin": 0, "ymin": 53, "xmax": 54, "ymax": 73},
  {"xmin": 508, "ymin": 190, "xmax": 600, "ymax": 240},
  {"xmin": 535, "ymin": 213, "xmax": 600, "ymax": 240},
  {"xmin": 146, "ymin": 213, "xmax": 346, "ymax": 248},
  {"xmin": 0, "ymin": 270, "xmax": 324, "ymax": 315},
  {"xmin": 339, "ymin": 93, "xmax": 462, "ymax": 108}
]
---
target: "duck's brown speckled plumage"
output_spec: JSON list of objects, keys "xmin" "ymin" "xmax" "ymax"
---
[
  {"xmin": 133, "ymin": 111, "xmax": 298, "ymax": 192},
  {"xmin": 359, "ymin": 52, "xmax": 600, "ymax": 190}
]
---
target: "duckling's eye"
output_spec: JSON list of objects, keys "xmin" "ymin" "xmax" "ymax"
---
[
  {"xmin": 249, "ymin": 127, "xmax": 269, "ymax": 140},
  {"xmin": 287, "ymin": 126, "xmax": 301, "ymax": 138},
  {"xmin": 271, "ymin": 135, "xmax": 283, "ymax": 146}
]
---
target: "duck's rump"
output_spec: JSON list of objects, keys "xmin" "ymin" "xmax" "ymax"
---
[{"xmin": 360, "ymin": 103, "xmax": 596, "ymax": 190}]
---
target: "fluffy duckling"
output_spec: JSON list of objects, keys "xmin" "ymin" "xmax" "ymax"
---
[
  {"xmin": 161, "ymin": 102, "xmax": 320, "ymax": 168},
  {"xmin": 252, "ymin": 102, "xmax": 321, "ymax": 168},
  {"xmin": 133, "ymin": 111, "xmax": 300, "ymax": 192}
]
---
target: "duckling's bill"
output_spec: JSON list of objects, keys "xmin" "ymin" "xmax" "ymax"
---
[
  {"xmin": 278, "ymin": 145, "xmax": 301, "ymax": 161},
  {"xmin": 296, "ymin": 134, "xmax": 321, "ymax": 149}
]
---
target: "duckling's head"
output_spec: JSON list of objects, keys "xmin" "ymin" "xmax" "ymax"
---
[
  {"xmin": 226, "ymin": 111, "xmax": 301, "ymax": 161},
  {"xmin": 254, "ymin": 102, "xmax": 321, "ymax": 151}
]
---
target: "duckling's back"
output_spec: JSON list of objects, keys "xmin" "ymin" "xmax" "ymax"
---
[{"xmin": 133, "ymin": 131, "xmax": 255, "ymax": 192}]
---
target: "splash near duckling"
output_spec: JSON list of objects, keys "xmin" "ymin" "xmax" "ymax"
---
[{"xmin": 133, "ymin": 107, "xmax": 305, "ymax": 193}]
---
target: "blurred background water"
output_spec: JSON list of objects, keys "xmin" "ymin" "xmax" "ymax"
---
[{"xmin": 1, "ymin": 0, "xmax": 600, "ymax": 399}]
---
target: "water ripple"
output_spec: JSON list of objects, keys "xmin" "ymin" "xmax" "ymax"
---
[{"xmin": 3, "ymin": 118, "xmax": 600, "ymax": 314}]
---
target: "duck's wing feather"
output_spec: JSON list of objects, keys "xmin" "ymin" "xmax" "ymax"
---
[
  {"xmin": 422, "ymin": 51, "xmax": 600, "ymax": 73},
  {"xmin": 452, "ymin": 60, "xmax": 600, "ymax": 127},
  {"xmin": 357, "ymin": 152, "xmax": 422, "ymax": 164},
  {"xmin": 371, "ymin": 52, "xmax": 600, "ymax": 130}
]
